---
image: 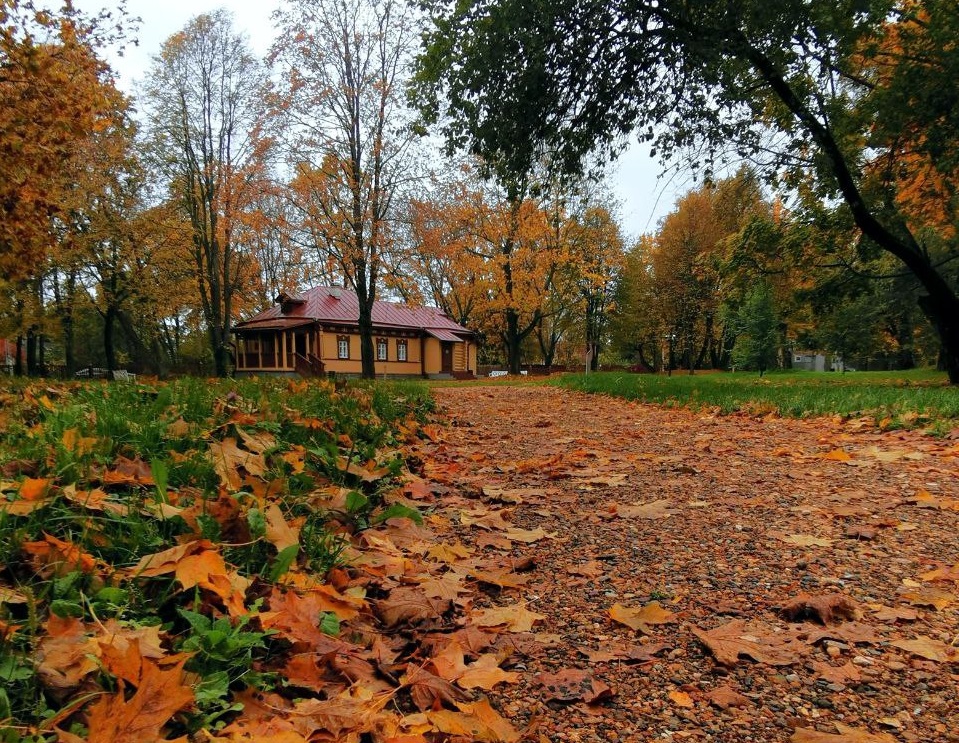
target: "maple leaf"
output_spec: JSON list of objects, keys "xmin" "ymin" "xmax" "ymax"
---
[
  {"xmin": 73, "ymin": 654, "xmax": 194, "ymax": 743},
  {"xmin": 668, "ymin": 689, "xmax": 695, "ymax": 708},
  {"xmin": 425, "ymin": 698, "xmax": 521, "ymax": 742},
  {"xmin": 35, "ymin": 616, "xmax": 101, "ymax": 692},
  {"xmin": 375, "ymin": 587, "xmax": 451, "ymax": 627},
  {"xmin": 890, "ymin": 636, "xmax": 959, "ymax": 663},
  {"xmin": 692, "ymin": 620, "xmax": 803, "ymax": 667},
  {"xmin": 456, "ymin": 654, "xmax": 520, "ymax": 690},
  {"xmin": 502, "ymin": 526, "xmax": 553, "ymax": 543},
  {"xmin": 810, "ymin": 660, "xmax": 862, "ymax": 685},
  {"xmin": 261, "ymin": 587, "xmax": 364, "ymax": 649},
  {"xmin": 102, "ymin": 455, "xmax": 155, "ymax": 486},
  {"xmin": 264, "ymin": 503, "xmax": 300, "ymax": 551},
  {"xmin": 870, "ymin": 605, "xmax": 919, "ymax": 622},
  {"xmin": 613, "ymin": 498, "xmax": 676, "ymax": 519},
  {"xmin": 18, "ymin": 477, "xmax": 51, "ymax": 500},
  {"xmin": 471, "ymin": 604, "xmax": 545, "ymax": 632},
  {"xmin": 22, "ymin": 533, "xmax": 98, "ymax": 577},
  {"xmin": 778, "ymin": 533, "xmax": 834, "ymax": 548},
  {"xmin": 790, "ymin": 723, "xmax": 896, "ymax": 742},
  {"xmin": 536, "ymin": 668, "xmax": 614, "ymax": 704},
  {"xmin": 704, "ymin": 684, "xmax": 752, "ymax": 710},
  {"xmin": 779, "ymin": 593, "xmax": 861, "ymax": 624},
  {"xmin": 899, "ymin": 586, "xmax": 955, "ymax": 610},
  {"xmin": 404, "ymin": 664, "xmax": 470, "ymax": 711},
  {"xmin": 209, "ymin": 437, "xmax": 267, "ymax": 490},
  {"xmin": 608, "ymin": 601, "xmax": 677, "ymax": 633}
]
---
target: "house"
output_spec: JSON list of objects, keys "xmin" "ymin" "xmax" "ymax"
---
[{"xmin": 231, "ymin": 286, "xmax": 477, "ymax": 379}]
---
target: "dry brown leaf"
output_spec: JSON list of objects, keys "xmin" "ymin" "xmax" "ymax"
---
[
  {"xmin": 80, "ymin": 655, "xmax": 194, "ymax": 743},
  {"xmin": 404, "ymin": 664, "xmax": 470, "ymax": 711},
  {"xmin": 457, "ymin": 662, "xmax": 520, "ymax": 690},
  {"xmin": 890, "ymin": 636, "xmax": 959, "ymax": 663},
  {"xmin": 919, "ymin": 563, "xmax": 959, "ymax": 583},
  {"xmin": 426, "ymin": 698, "xmax": 521, "ymax": 742},
  {"xmin": 537, "ymin": 668, "xmax": 615, "ymax": 704},
  {"xmin": 871, "ymin": 605, "xmax": 919, "ymax": 622},
  {"xmin": 780, "ymin": 593, "xmax": 861, "ymax": 624},
  {"xmin": 614, "ymin": 498, "xmax": 676, "ymax": 519},
  {"xmin": 692, "ymin": 620, "xmax": 802, "ymax": 667},
  {"xmin": 209, "ymin": 438, "xmax": 267, "ymax": 490},
  {"xmin": 264, "ymin": 503, "xmax": 299, "ymax": 551},
  {"xmin": 810, "ymin": 660, "xmax": 862, "ymax": 685},
  {"xmin": 608, "ymin": 601, "xmax": 677, "ymax": 633},
  {"xmin": 470, "ymin": 604, "xmax": 545, "ymax": 632},
  {"xmin": 375, "ymin": 586, "xmax": 451, "ymax": 627},
  {"xmin": 704, "ymin": 684, "xmax": 751, "ymax": 710},
  {"xmin": 668, "ymin": 690, "xmax": 694, "ymax": 708},
  {"xmin": 779, "ymin": 533, "xmax": 834, "ymax": 548},
  {"xmin": 791, "ymin": 723, "xmax": 896, "ymax": 742},
  {"xmin": 900, "ymin": 586, "xmax": 955, "ymax": 610}
]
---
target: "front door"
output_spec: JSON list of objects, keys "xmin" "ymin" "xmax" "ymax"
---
[{"xmin": 441, "ymin": 342, "xmax": 453, "ymax": 374}]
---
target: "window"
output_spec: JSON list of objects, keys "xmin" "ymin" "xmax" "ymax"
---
[
  {"xmin": 396, "ymin": 340, "xmax": 408, "ymax": 361},
  {"xmin": 337, "ymin": 336, "xmax": 350, "ymax": 359},
  {"xmin": 377, "ymin": 338, "xmax": 388, "ymax": 361}
]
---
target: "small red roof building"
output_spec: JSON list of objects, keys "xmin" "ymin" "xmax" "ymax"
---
[{"xmin": 232, "ymin": 286, "xmax": 476, "ymax": 378}]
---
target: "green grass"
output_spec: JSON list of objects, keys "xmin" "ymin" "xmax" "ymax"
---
[
  {"xmin": 0, "ymin": 376, "xmax": 434, "ymax": 735},
  {"xmin": 549, "ymin": 369, "xmax": 959, "ymax": 430}
]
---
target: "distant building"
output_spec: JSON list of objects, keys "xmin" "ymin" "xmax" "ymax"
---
[
  {"xmin": 792, "ymin": 351, "xmax": 827, "ymax": 372},
  {"xmin": 232, "ymin": 286, "xmax": 476, "ymax": 379}
]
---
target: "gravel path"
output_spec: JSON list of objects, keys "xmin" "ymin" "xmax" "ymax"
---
[{"xmin": 425, "ymin": 385, "xmax": 959, "ymax": 742}]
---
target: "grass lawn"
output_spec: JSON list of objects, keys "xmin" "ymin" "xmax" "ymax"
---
[{"xmin": 549, "ymin": 368, "xmax": 959, "ymax": 430}]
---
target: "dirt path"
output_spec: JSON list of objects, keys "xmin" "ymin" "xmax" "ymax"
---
[{"xmin": 425, "ymin": 385, "xmax": 959, "ymax": 742}]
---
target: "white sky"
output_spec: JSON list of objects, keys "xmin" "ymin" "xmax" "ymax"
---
[{"xmin": 77, "ymin": 0, "xmax": 682, "ymax": 238}]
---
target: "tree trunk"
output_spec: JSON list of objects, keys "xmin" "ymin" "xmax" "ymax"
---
[
  {"xmin": 358, "ymin": 299, "xmax": 375, "ymax": 379},
  {"xmin": 505, "ymin": 309, "xmax": 522, "ymax": 375},
  {"xmin": 26, "ymin": 327, "xmax": 38, "ymax": 376},
  {"xmin": 104, "ymin": 306, "xmax": 118, "ymax": 372},
  {"xmin": 14, "ymin": 335, "xmax": 23, "ymax": 377}
]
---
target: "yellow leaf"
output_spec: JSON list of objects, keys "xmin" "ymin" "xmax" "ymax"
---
[
  {"xmin": 471, "ymin": 604, "xmax": 545, "ymax": 632},
  {"xmin": 668, "ymin": 690, "xmax": 694, "ymax": 708},
  {"xmin": 609, "ymin": 601, "xmax": 677, "ymax": 633}
]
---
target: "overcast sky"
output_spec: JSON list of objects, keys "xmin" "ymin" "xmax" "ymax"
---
[{"xmin": 77, "ymin": 0, "xmax": 684, "ymax": 238}]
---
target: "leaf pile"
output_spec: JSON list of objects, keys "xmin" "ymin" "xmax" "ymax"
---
[{"xmin": 0, "ymin": 378, "xmax": 527, "ymax": 742}]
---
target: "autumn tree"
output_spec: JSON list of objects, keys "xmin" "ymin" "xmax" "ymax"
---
[
  {"xmin": 272, "ymin": 0, "xmax": 418, "ymax": 378},
  {"xmin": 143, "ymin": 10, "xmax": 268, "ymax": 377},
  {"xmin": 0, "ymin": 1, "xmax": 131, "ymax": 281},
  {"xmin": 413, "ymin": 0, "xmax": 959, "ymax": 382}
]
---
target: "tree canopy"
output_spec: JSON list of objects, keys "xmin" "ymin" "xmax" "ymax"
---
[{"xmin": 413, "ymin": 0, "xmax": 959, "ymax": 381}]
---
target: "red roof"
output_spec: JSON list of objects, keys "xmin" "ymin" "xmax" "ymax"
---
[{"xmin": 234, "ymin": 286, "xmax": 472, "ymax": 337}]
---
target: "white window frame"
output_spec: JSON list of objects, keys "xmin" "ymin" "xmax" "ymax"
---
[
  {"xmin": 337, "ymin": 337, "xmax": 350, "ymax": 359},
  {"xmin": 377, "ymin": 338, "xmax": 388, "ymax": 361},
  {"xmin": 397, "ymin": 340, "xmax": 408, "ymax": 361}
]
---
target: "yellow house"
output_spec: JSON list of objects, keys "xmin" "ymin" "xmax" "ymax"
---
[{"xmin": 232, "ymin": 286, "xmax": 477, "ymax": 378}]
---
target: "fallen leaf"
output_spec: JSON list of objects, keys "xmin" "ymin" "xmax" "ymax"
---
[
  {"xmin": 821, "ymin": 449, "xmax": 852, "ymax": 462},
  {"xmin": 779, "ymin": 534, "xmax": 834, "ymax": 548},
  {"xmin": 375, "ymin": 587, "xmax": 451, "ymax": 627},
  {"xmin": 890, "ymin": 636, "xmax": 958, "ymax": 663},
  {"xmin": 791, "ymin": 723, "xmax": 896, "ymax": 742},
  {"xmin": 608, "ymin": 601, "xmax": 677, "ymax": 633},
  {"xmin": 613, "ymin": 499, "xmax": 676, "ymax": 519},
  {"xmin": 471, "ymin": 604, "xmax": 545, "ymax": 632},
  {"xmin": 668, "ymin": 690, "xmax": 694, "ymax": 708},
  {"xmin": 72, "ymin": 655, "xmax": 193, "ymax": 743},
  {"xmin": 692, "ymin": 620, "xmax": 802, "ymax": 667},
  {"xmin": 537, "ymin": 668, "xmax": 614, "ymax": 704},
  {"xmin": 871, "ymin": 605, "xmax": 919, "ymax": 622},
  {"xmin": 780, "ymin": 593, "xmax": 861, "ymax": 624},
  {"xmin": 704, "ymin": 684, "xmax": 751, "ymax": 710},
  {"xmin": 900, "ymin": 586, "xmax": 955, "ymax": 611}
]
